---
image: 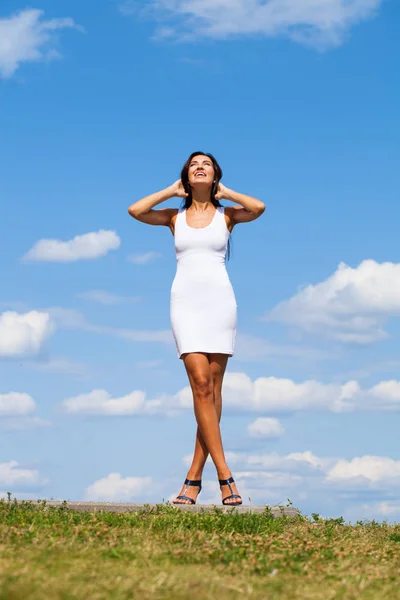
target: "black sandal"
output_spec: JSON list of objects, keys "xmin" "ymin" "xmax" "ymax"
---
[
  {"xmin": 219, "ymin": 476, "xmax": 242, "ymax": 506},
  {"xmin": 173, "ymin": 479, "xmax": 202, "ymax": 505}
]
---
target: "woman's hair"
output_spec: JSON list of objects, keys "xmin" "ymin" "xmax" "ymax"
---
[{"xmin": 180, "ymin": 151, "xmax": 231, "ymax": 259}]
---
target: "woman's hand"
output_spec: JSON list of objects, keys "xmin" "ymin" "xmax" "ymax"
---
[
  {"xmin": 215, "ymin": 182, "xmax": 232, "ymax": 201},
  {"xmin": 170, "ymin": 179, "xmax": 189, "ymax": 198}
]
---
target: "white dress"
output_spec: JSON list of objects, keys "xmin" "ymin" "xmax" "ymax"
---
[{"xmin": 170, "ymin": 206, "xmax": 237, "ymax": 359}]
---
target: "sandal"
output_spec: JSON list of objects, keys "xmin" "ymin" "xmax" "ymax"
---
[
  {"xmin": 219, "ymin": 476, "xmax": 242, "ymax": 506},
  {"xmin": 173, "ymin": 479, "xmax": 202, "ymax": 505}
]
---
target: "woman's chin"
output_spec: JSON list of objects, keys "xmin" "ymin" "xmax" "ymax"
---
[{"xmin": 190, "ymin": 181, "xmax": 212, "ymax": 190}]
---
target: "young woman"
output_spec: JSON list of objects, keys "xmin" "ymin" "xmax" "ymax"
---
[{"xmin": 128, "ymin": 152, "xmax": 265, "ymax": 506}]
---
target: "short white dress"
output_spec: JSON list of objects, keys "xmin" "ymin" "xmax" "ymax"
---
[{"xmin": 170, "ymin": 207, "xmax": 237, "ymax": 359}]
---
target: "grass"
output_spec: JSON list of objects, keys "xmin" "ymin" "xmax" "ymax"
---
[{"xmin": 1, "ymin": 497, "xmax": 400, "ymax": 599}]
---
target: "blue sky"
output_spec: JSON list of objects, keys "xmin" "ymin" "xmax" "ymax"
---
[{"xmin": 1, "ymin": 0, "xmax": 400, "ymax": 521}]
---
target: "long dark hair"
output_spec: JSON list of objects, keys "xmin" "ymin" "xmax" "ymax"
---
[{"xmin": 180, "ymin": 151, "xmax": 231, "ymax": 260}]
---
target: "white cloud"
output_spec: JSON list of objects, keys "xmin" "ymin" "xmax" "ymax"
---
[
  {"xmin": 63, "ymin": 389, "xmax": 147, "ymax": 416},
  {"xmin": 77, "ymin": 290, "xmax": 142, "ymax": 305},
  {"xmin": 124, "ymin": 0, "xmax": 383, "ymax": 49},
  {"xmin": 369, "ymin": 380, "xmax": 400, "ymax": 404},
  {"xmin": 0, "ymin": 460, "xmax": 42, "ymax": 488},
  {"xmin": 84, "ymin": 473, "xmax": 152, "ymax": 502},
  {"xmin": 0, "ymin": 392, "xmax": 36, "ymax": 417},
  {"xmin": 23, "ymin": 230, "xmax": 121, "ymax": 263},
  {"xmin": 223, "ymin": 373, "xmax": 400, "ymax": 414},
  {"xmin": 62, "ymin": 385, "xmax": 190, "ymax": 416},
  {"xmin": 0, "ymin": 311, "xmax": 53, "ymax": 358},
  {"xmin": 0, "ymin": 9, "xmax": 80, "ymax": 79},
  {"xmin": 326, "ymin": 456, "xmax": 400, "ymax": 487},
  {"xmin": 247, "ymin": 417, "xmax": 284, "ymax": 439},
  {"xmin": 0, "ymin": 392, "xmax": 50, "ymax": 430},
  {"xmin": 267, "ymin": 260, "xmax": 400, "ymax": 344},
  {"xmin": 62, "ymin": 375, "xmax": 400, "ymax": 419},
  {"xmin": 222, "ymin": 372, "xmax": 360, "ymax": 413},
  {"xmin": 128, "ymin": 252, "xmax": 162, "ymax": 265}
]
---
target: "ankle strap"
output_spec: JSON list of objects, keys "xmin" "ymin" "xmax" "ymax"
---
[
  {"xmin": 219, "ymin": 476, "xmax": 234, "ymax": 486},
  {"xmin": 184, "ymin": 479, "xmax": 202, "ymax": 487}
]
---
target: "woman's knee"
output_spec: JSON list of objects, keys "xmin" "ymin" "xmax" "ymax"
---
[{"xmin": 192, "ymin": 373, "xmax": 213, "ymax": 401}]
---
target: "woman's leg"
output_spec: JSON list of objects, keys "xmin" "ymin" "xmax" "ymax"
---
[
  {"xmin": 185, "ymin": 353, "xmax": 228, "ymax": 478},
  {"xmin": 174, "ymin": 353, "xmax": 241, "ymax": 504}
]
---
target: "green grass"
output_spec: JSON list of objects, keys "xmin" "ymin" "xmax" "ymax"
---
[{"xmin": 1, "ymin": 498, "xmax": 400, "ymax": 599}]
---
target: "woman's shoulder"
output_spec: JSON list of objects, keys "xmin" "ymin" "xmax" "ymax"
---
[{"xmin": 169, "ymin": 207, "xmax": 181, "ymax": 223}]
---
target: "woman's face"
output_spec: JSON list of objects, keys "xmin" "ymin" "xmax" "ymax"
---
[{"xmin": 188, "ymin": 155, "xmax": 215, "ymax": 189}]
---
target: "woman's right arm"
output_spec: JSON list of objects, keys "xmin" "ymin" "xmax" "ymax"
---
[{"xmin": 128, "ymin": 180, "xmax": 187, "ymax": 226}]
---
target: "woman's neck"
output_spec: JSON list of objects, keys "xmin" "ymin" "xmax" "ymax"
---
[{"xmin": 191, "ymin": 188, "xmax": 212, "ymax": 211}]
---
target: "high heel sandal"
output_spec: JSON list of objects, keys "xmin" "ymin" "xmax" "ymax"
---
[
  {"xmin": 173, "ymin": 479, "xmax": 202, "ymax": 505},
  {"xmin": 219, "ymin": 476, "xmax": 242, "ymax": 506}
]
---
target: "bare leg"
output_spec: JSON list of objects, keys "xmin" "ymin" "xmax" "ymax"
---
[
  {"xmin": 173, "ymin": 353, "xmax": 241, "ymax": 504},
  {"xmin": 187, "ymin": 353, "xmax": 227, "ymax": 479}
]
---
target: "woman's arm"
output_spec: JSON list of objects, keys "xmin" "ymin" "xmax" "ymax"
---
[
  {"xmin": 216, "ymin": 183, "xmax": 265, "ymax": 226},
  {"xmin": 128, "ymin": 180, "xmax": 187, "ymax": 226}
]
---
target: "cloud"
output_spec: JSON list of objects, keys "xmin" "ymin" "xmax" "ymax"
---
[
  {"xmin": 247, "ymin": 417, "xmax": 284, "ymax": 439},
  {"xmin": 62, "ymin": 374, "xmax": 400, "ymax": 419},
  {"xmin": 369, "ymin": 380, "xmax": 400, "ymax": 404},
  {"xmin": 267, "ymin": 260, "xmax": 400, "ymax": 344},
  {"xmin": 0, "ymin": 460, "xmax": 43, "ymax": 488},
  {"xmin": 0, "ymin": 310, "xmax": 53, "ymax": 358},
  {"xmin": 0, "ymin": 392, "xmax": 50, "ymax": 430},
  {"xmin": 326, "ymin": 456, "xmax": 400, "ymax": 488},
  {"xmin": 123, "ymin": 0, "xmax": 383, "ymax": 49},
  {"xmin": 23, "ymin": 230, "xmax": 121, "ymax": 263},
  {"xmin": 63, "ymin": 389, "xmax": 149, "ymax": 416},
  {"xmin": 62, "ymin": 386, "xmax": 189, "ymax": 416},
  {"xmin": 84, "ymin": 473, "xmax": 152, "ymax": 502},
  {"xmin": 128, "ymin": 252, "xmax": 162, "ymax": 265},
  {"xmin": 223, "ymin": 373, "xmax": 400, "ymax": 414},
  {"xmin": 0, "ymin": 392, "xmax": 36, "ymax": 417},
  {"xmin": 0, "ymin": 9, "xmax": 81, "ymax": 79},
  {"xmin": 222, "ymin": 372, "xmax": 360, "ymax": 413},
  {"xmin": 77, "ymin": 290, "xmax": 142, "ymax": 305}
]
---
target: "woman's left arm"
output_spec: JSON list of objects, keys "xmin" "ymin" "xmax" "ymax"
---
[{"xmin": 216, "ymin": 183, "xmax": 266, "ymax": 225}]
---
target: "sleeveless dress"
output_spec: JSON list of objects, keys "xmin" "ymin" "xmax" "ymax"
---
[{"xmin": 170, "ymin": 206, "xmax": 237, "ymax": 359}]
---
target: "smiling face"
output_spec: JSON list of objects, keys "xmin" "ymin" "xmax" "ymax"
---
[{"xmin": 188, "ymin": 155, "xmax": 215, "ymax": 189}]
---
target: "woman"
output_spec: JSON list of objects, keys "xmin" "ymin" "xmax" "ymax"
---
[{"xmin": 128, "ymin": 152, "xmax": 265, "ymax": 506}]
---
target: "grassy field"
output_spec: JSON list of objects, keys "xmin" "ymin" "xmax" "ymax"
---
[{"xmin": 1, "ymin": 498, "xmax": 400, "ymax": 599}]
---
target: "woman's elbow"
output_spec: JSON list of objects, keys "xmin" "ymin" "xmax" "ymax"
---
[
  {"xmin": 128, "ymin": 204, "xmax": 140, "ymax": 219},
  {"xmin": 256, "ymin": 200, "xmax": 266, "ymax": 216}
]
